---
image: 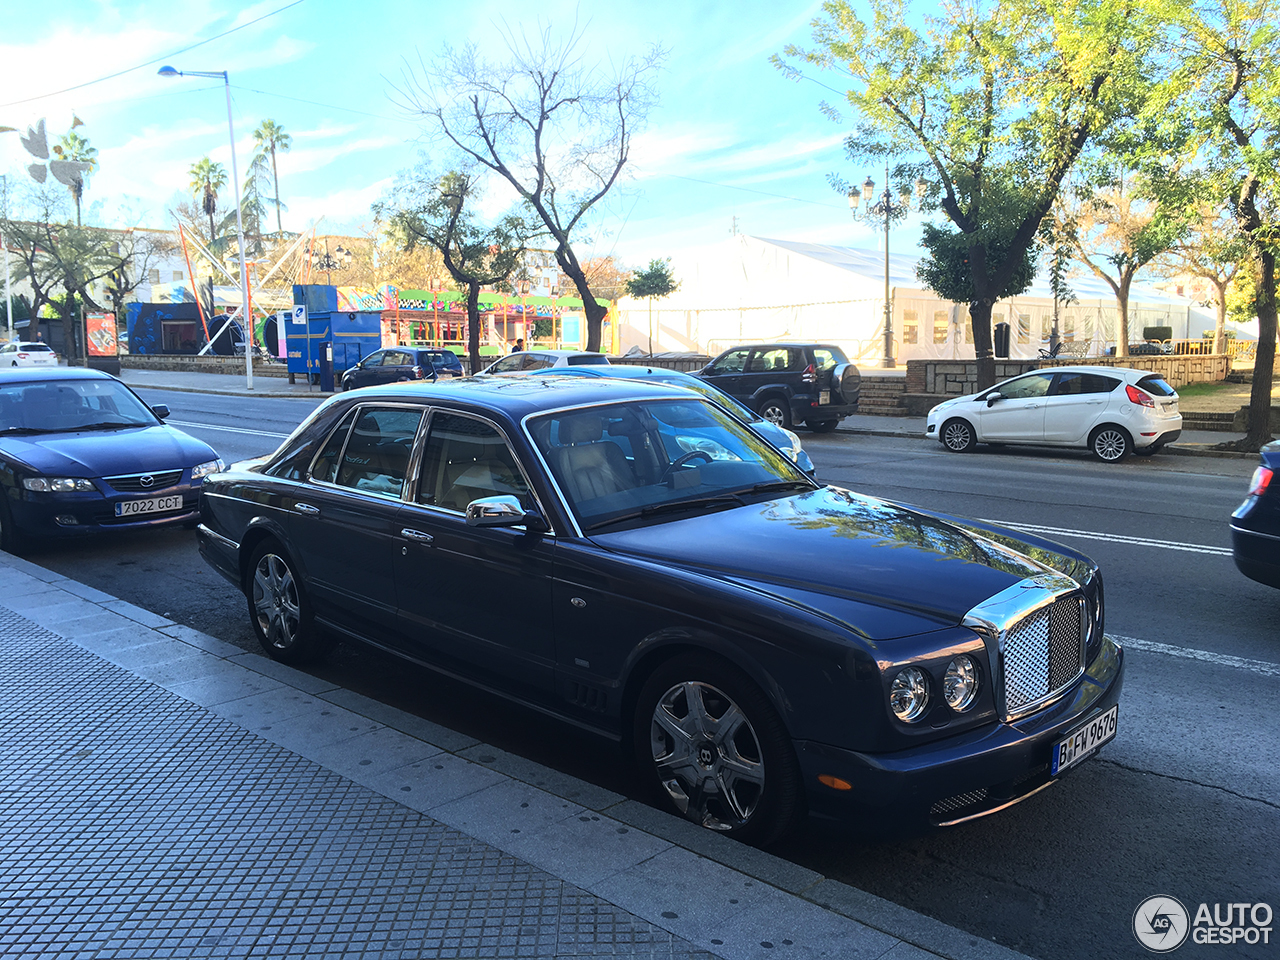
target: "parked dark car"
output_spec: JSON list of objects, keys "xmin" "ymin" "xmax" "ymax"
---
[
  {"xmin": 341, "ymin": 347, "xmax": 463, "ymax": 391},
  {"xmin": 0, "ymin": 367, "xmax": 223, "ymax": 553},
  {"xmin": 197, "ymin": 376, "xmax": 1121, "ymax": 843},
  {"xmin": 1231, "ymin": 440, "xmax": 1280, "ymax": 588},
  {"xmin": 695, "ymin": 343, "xmax": 860, "ymax": 431}
]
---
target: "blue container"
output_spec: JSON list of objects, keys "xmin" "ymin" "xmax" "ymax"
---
[{"xmin": 287, "ymin": 286, "xmax": 383, "ymax": 380}]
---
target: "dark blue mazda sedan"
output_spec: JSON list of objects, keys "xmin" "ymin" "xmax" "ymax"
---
[
  {"xmin": 198, "ymin": 376, "xmax": 1122, "ymax": 843},
  {"xmin": 0, "ymin": 367, "xmax": 223, "ymax": 552}
]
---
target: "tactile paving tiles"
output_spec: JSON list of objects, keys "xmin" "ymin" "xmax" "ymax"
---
[{"xmin": 0, "ymin": 607, "xmax": 714, "ymax": 958}]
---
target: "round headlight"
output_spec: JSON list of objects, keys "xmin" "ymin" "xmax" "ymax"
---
[
  {"xmin": 944, "ymin": 655, "xmax": 979, "ymax": 712},
  {"xmin": 889, "ymin": 666, "xmax": 929, "ymax": 722}
]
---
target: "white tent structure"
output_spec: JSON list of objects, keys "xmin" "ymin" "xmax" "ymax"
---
[{"xmin": 613, "ymin": 235, "xmax": 1215, "ymax": 363}]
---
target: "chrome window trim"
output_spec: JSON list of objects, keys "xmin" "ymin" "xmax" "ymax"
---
[
  {"xmin": 963, "ymin": 572, "xmax": 1086, "ymax": 721},
  {"xmin": 304, "ymin": 401, "xmax": 427, "ymax": 502},
  {"xmin": 411, "ymin": 406, "xmax": 556, "ymax": 536},
  {"xmin": 197, "ymin": 523, "xmax": 239, "ymax": 551}
]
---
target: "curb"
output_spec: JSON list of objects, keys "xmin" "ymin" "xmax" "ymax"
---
[{"xmin": 0, "ymin": 550, "xmax": 1034, "ymax": 960}]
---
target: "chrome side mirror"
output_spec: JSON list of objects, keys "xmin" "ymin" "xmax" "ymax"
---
[
  {"xmin": 986, "ymin": 392, "xmax": 1004, "ymax": 408},
  {"xmin": 465, "ymin": 495, "xmax": 547, "ymax": 531}
]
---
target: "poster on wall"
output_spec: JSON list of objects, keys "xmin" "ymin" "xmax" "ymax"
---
[{"xmin": 86, "ymin": 313, "xmax": 117, "ymax": 357}]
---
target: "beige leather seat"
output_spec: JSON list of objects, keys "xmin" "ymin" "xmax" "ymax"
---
[{"xmin": 551, "ymin": 415, "xmax": 637, "ymax": 503}]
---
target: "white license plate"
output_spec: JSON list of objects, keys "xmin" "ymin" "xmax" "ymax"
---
[
  {"xmin": 115, "ymin": 495, "xmax": 184, "ymax": 518},
  {"xmin": 1052, "ymin": 704, "xmax": 1118, "ymax": 775},
  {"xmin": 819, "ymin": 390, "xmax": 831, "ymax": 404}
]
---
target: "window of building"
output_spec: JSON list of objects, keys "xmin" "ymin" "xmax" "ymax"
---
[
  {"xmin": 902, "ymin": 310, "xmax": 918, "ymax": 345},
  {"xmin": 933, "ymin": 311, "xmax": 949, "ymax": 345}
]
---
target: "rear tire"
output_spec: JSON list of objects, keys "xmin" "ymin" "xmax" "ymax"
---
[
  {"xmin": 941, "ymin": 418, "xmax": 976, "ymax": 453},
  {"xmin": 757, "ymin": 398, "xmax": 792, "ymax": 429},
  {"xmin": 245, "ymin": 538, "xmax": 328, "ymax": 664},
  {"xmin": 632, "ymin": 653, "xmax": 801, "ymax": 846},
  {"xmin": 1090, "ymin": 425, "xmax": 1132, "ymax": 463}
]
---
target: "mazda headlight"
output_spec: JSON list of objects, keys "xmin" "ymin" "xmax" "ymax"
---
[
  {"xmin": 191, "ymin": 459, "xmax": 226, "ymax": 480},
  {"xmin": 889, "ymin": 666, "xmax": 929, "ymax": 722},
  {"xmin": 22, "ymin": 477, "xmax": 95, "ymax": 493},
  {"xmin": 943, "ymin": 655, "xmax": 979, "ymax": 712}
]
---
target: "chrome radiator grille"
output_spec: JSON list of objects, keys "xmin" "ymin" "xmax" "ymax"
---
[
  {"xmin": 103, "ymin": 470, "xmax": 183, "ymax": 492},
  {"xmin": 1001, "ymin": 595, "xmax": 1085, "ymax": 714}
]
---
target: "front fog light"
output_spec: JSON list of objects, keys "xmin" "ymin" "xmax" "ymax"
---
[
  {"xmin": 944, "ymin": 655, "xmax": 979, "ymax": 711},
  {"xmin": 889, "ymin": 667, "xmax": 929, "ymax": 722}
]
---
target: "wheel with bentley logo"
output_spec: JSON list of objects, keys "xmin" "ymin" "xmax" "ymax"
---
[{"xmin": 245, "ymin": 538, "xmax": 328, "ymax": 664}]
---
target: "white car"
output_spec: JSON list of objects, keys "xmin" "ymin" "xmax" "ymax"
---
[
  {"xmin": 0, "ymin": 342, "xmax": 58, "ymax": 367},
  {"xmin": 480, "ymin": 350, "xmax": 610, "ymax": 375},
  {"xmin": 925, "ymin": 365, "xmax": 1182, "ymax": 462}
]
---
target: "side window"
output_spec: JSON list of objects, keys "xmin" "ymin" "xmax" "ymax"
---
[
  {"xmin": 310, "ymin": 408, "xmax": 360, "ymax": 484},
  {"xmin": 999, "ymin": 374, "xmax": 1054, "ymax": 400},
  {"xmin": 487, "ymin": 355, "xmax": 520, "ymax": 374},
  {"xmin": 1054, "ymin": 372, "xmax": 1116, "ymax": 396},
  {"xmin": 709, "ymin": 350, "xmax": 749, "ymax": 375},
  {"xmin": 417, "ymin": 412, "xmax": 532, "ymax": 513},
  {"xmin": 363, "ymin": 350, "xmax": 386, "ymax": 367},
  {"xmin": 386, "ymin": 350, "xmax": 412, "ymax": 366},
  {"xmin": 329, "ymin": 406, "xmax": 424, "ymax": 498},
  {"xmin": 523, "ymin": 353, "xmax": 554, "ymax": 370}
]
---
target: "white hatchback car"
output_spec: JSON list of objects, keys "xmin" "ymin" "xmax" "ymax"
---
[
  {"xmin": 0, "ymin": 342, "xmax": 58, "ymax": 367},
  {"xmin": 480, "ymin": 350, "xmax": 611, "ymax": 375},
  {"xmin": 925, "ymin": 365, "xmax": 1182, "ymax": 462}
]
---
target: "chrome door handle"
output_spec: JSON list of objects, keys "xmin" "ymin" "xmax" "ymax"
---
[
  {"xmin": 295, "ymin": 502, "xmax": 320, "ymax": 516},
  {"xmin": 400, "ymin": 528, "xmax": 434, "ymax": 544}
]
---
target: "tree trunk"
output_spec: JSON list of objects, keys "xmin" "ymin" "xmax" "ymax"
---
[
  {"xmin": 465, "ymin": 282, "xmax": 482, "ymax": 376},
  {"xmin": 1116, "ymin": 283, "xmax": 1131, "ymax": 358},
  {"xmin": 1243, "ymin": 247, "xmax": 1277, "ymax": 449},
  {"xmin": 556, "ymin": 250, "xmax": 609, "ymax": 352},
  {"xmin": 271, "ymin": 147, "xmax": 283, "ymax": 236},
  {"xmin": 1213, "ymin": 279, "xmax": 1228, "ymax": 355},
  {"xmin": 969, "ymin": 299, "xmax": 995, "ymax": 389}
]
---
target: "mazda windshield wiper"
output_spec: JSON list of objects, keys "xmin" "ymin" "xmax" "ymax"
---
[
  {"xmin": 74, "ymin": 421, "xmax": 146, "ymax": 431},
  {"xmin": 0, "ymin": 426, "xmax": 42, "ymax": 435},
  {"xmin": 585, "ymin": 493, "xmax": 745, "ymax": 531}
]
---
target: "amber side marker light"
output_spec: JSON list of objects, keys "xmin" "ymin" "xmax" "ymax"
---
[{"xmin": 818, "ymin": 775, "xmax": 853, "ymax": 791}]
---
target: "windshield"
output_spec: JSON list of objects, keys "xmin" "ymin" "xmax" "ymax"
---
[
  {"xmin": 0, "ymin": 379, "xmax": 158, "ymax": 433},
  {"xmin": 529, "ymin": 398, "xmax": 811, "ymax": 531}
]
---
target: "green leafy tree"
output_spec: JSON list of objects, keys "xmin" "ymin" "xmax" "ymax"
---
[
  {"xmin": 624, "ymin": 258, "xmax": 680, "ymax": 355},
  {"xmin": 394, "ymin": 22, "xmax": 665, "ymax": 353},
  {"xmin": 779, "ymin": 0, "xmax": 1166, "ymax": 388},
  {"xmin": 53, "ymin": 129, "xmax": 97, "ymax": 227},
  {"xmin": 188, "ymin": 157, "xmax": 227, "ymax": 246},
  {"xmin": 1157, "ymin": 0, "xmax": 1280, "ymax": 449},
  {"xmin": 380, "ymin": 166, "xmax": 540, "ymax": 374},
  {"xmin": 252, "ymin": 119, "xmax": 292, "ymax": 236},
  {"xmin": 1153, "ymin": 203, "xmax": 1248, "ymax": 351}
]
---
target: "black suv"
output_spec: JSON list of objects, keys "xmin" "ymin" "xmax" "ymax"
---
[
  {"xmin": 695, "ymin": 343, "xmax": 860, "ymax": 431},
  {"xmin": 341, "ymin": 347, "xmax": 464, "ymax": 391}
]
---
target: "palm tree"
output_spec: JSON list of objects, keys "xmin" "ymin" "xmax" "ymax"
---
[
  {"xmin": 54, "ymin": 130, "xmax": 97, "ymax": 226},
  {"xmin": 252, "ymin": 119, "xmax": 292, "ymax": 235},
  {"xmin": 188, "ymin": 157, "xmax": 227, "ymax": 242}
]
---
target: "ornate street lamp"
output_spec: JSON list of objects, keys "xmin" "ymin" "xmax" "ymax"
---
[
  {"xmin": 158, "ymin": 65, "xmax": 254, "ymax": 389},
  {"xmin": 848, "ymin": 164, "xmax": 927, "ymax": 369},
  {"xmin": 306, "ymin": 241, "xmax": 352, "ymax": 285}
]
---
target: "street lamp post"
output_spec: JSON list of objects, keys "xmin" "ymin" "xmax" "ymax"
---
[
  {"xmin": 848, "ymin": 163, "xmax": 926, "ymax": 369},
  {"xmin": 158, "ymin": 66, "xmax": 253, "ymax": 389},
  {"xmin": 306, "ymin": 240, "xmax": 351, "ymax": 286}
]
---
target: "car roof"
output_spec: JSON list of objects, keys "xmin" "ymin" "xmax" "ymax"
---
[
  {"xmin": 539, "ymin": 364, "xmax": 694, "ymax": 382},
  {"xmin": 333, "ymin": 371, "xmax": 692, "ymax": 419},
  {"xmin": 0, "ymin": 366, "xmax": 114, "ymax": 384},
  {"xmin": 1012, "ymin": 365, "xmax": 1167, "ymax": 381}
]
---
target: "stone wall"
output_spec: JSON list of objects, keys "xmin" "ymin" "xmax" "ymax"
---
[
  {"xmin": 1037, "ymin": 354, "xmax": 1231, "ymax": 388},
  {"xmin": 611, "ymin": 354, "xmax": 712, "ymax": 373},
  {"xmin": 905, "ymin": 353, "xmax": 1230, "ymax": 396},
  {"xmin": 904, "ymin": 360, "xmax": 1039, "ymax": 396},
  {"xmin": 121, "ymin": 355, "xmax": 291, "ymax": 378}
]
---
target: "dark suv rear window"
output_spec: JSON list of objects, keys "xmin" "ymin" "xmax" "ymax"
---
[
  {"xmin": 1136, "ymin": 375, "xmax": 1176, "ymax": 397},
  {"xmin": 812, "ymin": 347, "xmax": 848, "ymax": 369}
]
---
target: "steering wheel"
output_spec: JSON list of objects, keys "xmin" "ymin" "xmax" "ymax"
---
[{"xmin": 660, "ymin": 450, "xmax": 714, "ymax": 483}]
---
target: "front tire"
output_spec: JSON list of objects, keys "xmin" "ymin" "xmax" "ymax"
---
[
  {"xmin": 632, "ymin": 654, "xmax": 801, "ymax": 846},
  {"xmin": 941, "ymin": 418, "xmax": 977, "ymax": 453},
  {"xmin": 1090, "ymin": 425, "xmax": 1132, "ymax": 462},
  {"xmin": 246, "ymin": 539, "xmax": 326, "ymax": 664},
  {"xmin": 757, "ymin": 398, "xmax": 791, "ymax": 429}
]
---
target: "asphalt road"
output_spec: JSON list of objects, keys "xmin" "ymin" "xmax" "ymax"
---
[{"xmin": 25, "ymin": 391, "xmax": 1280, "ymax": 960}]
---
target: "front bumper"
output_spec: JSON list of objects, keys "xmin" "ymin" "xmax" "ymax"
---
[
  {"xmin": 9, "ymin": 486, "xmax": 201, "ymax": 539},
  {"xmin": 796, "ymin": 634, "xmax": 1125, "ymax": 827}
]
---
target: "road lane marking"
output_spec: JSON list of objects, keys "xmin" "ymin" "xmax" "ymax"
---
[
  {"xmin": 1111, "ymin": 635, "xmax": 1280, "ymax": 678},
  {"xmin": 169, "ymin": 420, "xmax": 291, "ymax": 439},
  {"xmin": 980, "ymin": 519, "xmax": 1232, "ymax": 556}
]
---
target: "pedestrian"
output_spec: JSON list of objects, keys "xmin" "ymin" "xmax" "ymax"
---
[{"xmin": 511, "ymin": 338, "xmax": 524, "ymax": 353}]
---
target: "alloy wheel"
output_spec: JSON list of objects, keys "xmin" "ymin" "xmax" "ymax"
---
[
  {"xmin": 648, "ymin": 680, "xmax": 766, "ymax": 831},
  {"xmin": 252, "ymin": 553, "xmax": 301, "ymax": 651},
  {"xmin": 942, "ymin": 420, "xmax": 974, "ymax": 452},
  {"xmin": 1093, "ymin": 428, "xmax": 1129, "ymax": 462}
]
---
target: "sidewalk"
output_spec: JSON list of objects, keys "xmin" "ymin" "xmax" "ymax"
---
[
  {"xmin": 113, "ymin": 367, "xmax": 1259, "ymax": 459},
  {"xmin": 0, "ymin": 553, "xmax": 1031, "ymax": 960}
]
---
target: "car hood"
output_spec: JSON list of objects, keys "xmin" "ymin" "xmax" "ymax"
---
[
  {"xmin": 0, "ymin": 425, "xmax": 217, "ymax": 477},
  {"xmin": 590, "ymin": 486, "xmax": 1083, "ymax": 641}
]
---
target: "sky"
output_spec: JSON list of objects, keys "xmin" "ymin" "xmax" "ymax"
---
[{"xmin": 0, "ymin": 0, "xmax": 928, "ymax": 269}]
